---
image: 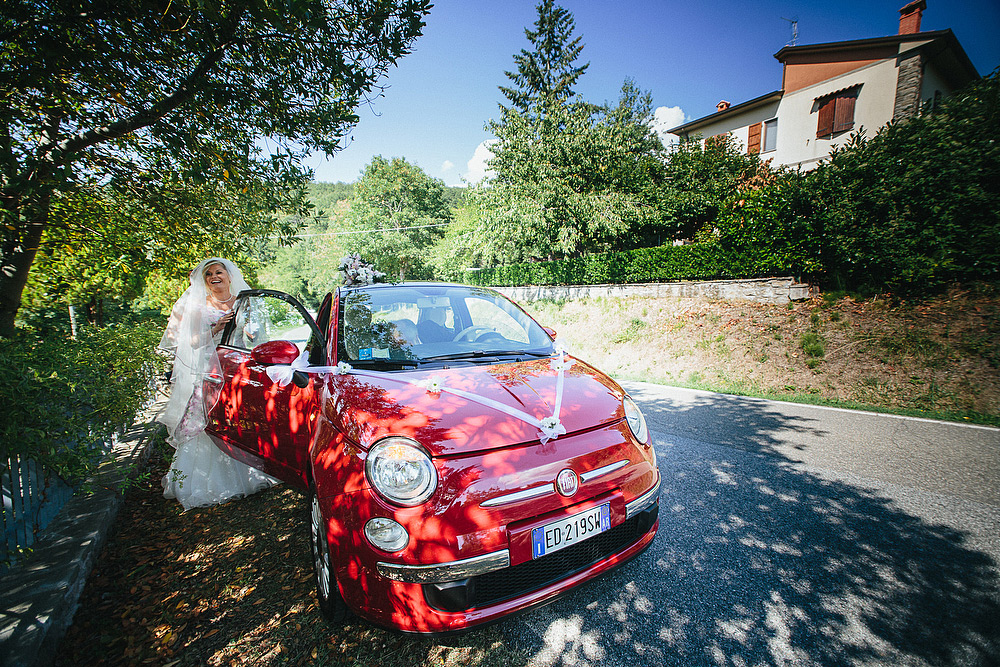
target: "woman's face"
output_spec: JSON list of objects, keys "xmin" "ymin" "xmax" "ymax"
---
[{"xmin": 203, "ymin": 263, "xmax": 231, "ymax": 293}]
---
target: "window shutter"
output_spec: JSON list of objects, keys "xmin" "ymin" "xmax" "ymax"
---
[
  {"xmin": 834, "ymin": 92, "xmax": 857, "ymax": 133},
  {"xmin": 817, "ymin": 97, "xmax": 835, "ymax": 138},
  {"xmin": 747, "ymin": 123, "xmax": 762, "ymax": 154}
]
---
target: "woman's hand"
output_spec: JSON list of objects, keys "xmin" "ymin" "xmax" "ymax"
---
[{"xmin": 212, "ymin": 311, "xmax": 235, "ymax": 336}]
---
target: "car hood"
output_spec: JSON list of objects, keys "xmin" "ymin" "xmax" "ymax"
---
[{"xmin": 325, "ymin": 356, "xmax": 626, "ymax": 456}]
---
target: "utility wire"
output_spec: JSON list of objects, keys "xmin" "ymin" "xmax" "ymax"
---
[{"xmin": 266, "ymin": 222, "xmax": 450, "ymax": 239}]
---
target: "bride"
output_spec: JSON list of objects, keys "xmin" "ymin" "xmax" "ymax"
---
[{"xmin": 158, "ymin": 257, "xmax": 278, "ymax": 510}]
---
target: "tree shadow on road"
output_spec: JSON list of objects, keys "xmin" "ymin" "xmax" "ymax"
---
[{"xmin": 507, "ymin": 389, "xmax": 1000, "ymax": 667}]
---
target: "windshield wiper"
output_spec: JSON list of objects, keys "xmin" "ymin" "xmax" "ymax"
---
[
  {"xmin": 491, "ymin": 349, "xmax": 552, "ymax": 357},
  {"xmin": 421, "ymin": 349, "xmax": 552, "ymax": 362},
  {"xmin": 352, "ymin": 358, "xmax": 420, "ymax": 369}
]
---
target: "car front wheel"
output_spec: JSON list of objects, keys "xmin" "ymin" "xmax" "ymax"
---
[{"xmin": 310, "ymin": 488, "xmax": 350, "ymax": 623}]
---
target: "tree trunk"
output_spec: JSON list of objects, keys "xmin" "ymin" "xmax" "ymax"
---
[
  {"xmin": 1, "ymin": 115, "xmax": 56, "ymax": 338},
  {"xmin": 69, "ymin": 304, "xmax": 78, "ymax": 338},
  {"xmin": 0, "ymin": 205, "xmax": 47, "ymax": 337}
]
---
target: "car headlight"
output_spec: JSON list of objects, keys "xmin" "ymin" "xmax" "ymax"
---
[
  {"xmin": 365, "ymin": 517, "xmax": 409, "ymax": 552},
  {"xmin": 366, "ymin": 437, "xmax": 437, "ymax": 506},
  {"xmin": 623, "ymin": 395, "xmax": 649, "ymax": 444}
]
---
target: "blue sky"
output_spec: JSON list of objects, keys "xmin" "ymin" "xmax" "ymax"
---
[{"xmin": 306, "ymin": 0, "xmax": 1000, "ymax": 187}]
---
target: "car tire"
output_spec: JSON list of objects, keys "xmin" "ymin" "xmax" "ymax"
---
[{"xmin": 309, "ymin": 488, "xmax": 351, "ymax": 623}]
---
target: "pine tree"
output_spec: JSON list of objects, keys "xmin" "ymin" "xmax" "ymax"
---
[{"xmin": 499, "ymin": 0, "xmax": 589, "ymax": 114}]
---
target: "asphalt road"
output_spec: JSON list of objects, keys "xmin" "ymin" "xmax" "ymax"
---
[{"xmin": 498, "ymin": 382, "xmax": 1000, "ymax": 667}]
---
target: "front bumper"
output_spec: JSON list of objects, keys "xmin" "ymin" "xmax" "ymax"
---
[
  {"xmin": 377, "ymin": 549, "xmax": 511, "ymax": 583},
  {"xmin": 377, "ymin": 475, "xmax": 660, "ymax": 585},
  {"xmin": 421, "ymin": 502, "xmax": 659, "ymax": 618}
]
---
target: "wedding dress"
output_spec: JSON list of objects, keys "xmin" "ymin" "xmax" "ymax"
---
[{"xmin": 158, "ymin": 257, "xmax": 278, "ymax": 510}]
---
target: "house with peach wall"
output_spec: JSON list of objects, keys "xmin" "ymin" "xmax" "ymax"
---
[{"xmin": 667, "ymin": 1, "xmax": 979, "ymax": 171}]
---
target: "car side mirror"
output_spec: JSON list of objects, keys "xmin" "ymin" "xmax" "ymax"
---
[
  {"xmin": 251, "ymin": 339, "xmax": 300, "ymax": 365},
  {"xmin": 542, "ymin": 326, "xmax": 558, "ymax": 339}
]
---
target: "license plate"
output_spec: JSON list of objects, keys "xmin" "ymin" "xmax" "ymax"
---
[{"xmin": 531, "ymin": 503, "xmax": 611, "ymax": 558}]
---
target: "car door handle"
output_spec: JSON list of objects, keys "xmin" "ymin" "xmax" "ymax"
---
[{"xmin": 205, "ymin": 374, "xmax": 223, "ymax": 386}]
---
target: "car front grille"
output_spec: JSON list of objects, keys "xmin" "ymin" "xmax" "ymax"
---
[{"xmin": 424, "ymin": 503, "xmax": 658, "ymax": 613}]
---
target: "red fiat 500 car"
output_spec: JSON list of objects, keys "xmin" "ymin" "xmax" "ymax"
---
[{"xmin": 205, "ymin": 282, "xmax": 659, "ymax": 634}]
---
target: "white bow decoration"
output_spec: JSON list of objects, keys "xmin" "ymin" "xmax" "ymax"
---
[
  {"xmin": 265, "ymin": 355, "xmax": 352, "ymax": 387},
  {"xmin": 264, "ymin": 351, "xmax": 310, "ymax": 387}
]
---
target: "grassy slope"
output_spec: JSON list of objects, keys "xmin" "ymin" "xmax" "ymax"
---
[{"xmin": 522, "ymin": 284, "xmax": 1000, "ymax": 426}]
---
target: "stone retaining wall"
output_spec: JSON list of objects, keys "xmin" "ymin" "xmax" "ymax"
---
[{"xmin": 494, "ymin": 276, "xmax": 816, "ymax": 304}]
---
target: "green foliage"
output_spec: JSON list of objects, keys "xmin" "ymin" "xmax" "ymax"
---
[
  {"xmin": 474, "ymin": 81, "xmax": 672, "ymax": 265},
  {"xmin": 427, "ymin": 199, "xmax": 482, "ymax": 282},
  {"xmin": 499, "ymin": 0, "xmax": 589, "ymax": 115},
  {"xmin": 614, "ymin": 317, "xmax": 647, "ymax": 344},
  {"xmin": 800, "ymin": 331, "xmax": 826, "ymax": 358},
  {"xmin": 466, "ymin": 241, "xmax": 775, "ymax": 286},
  {"xmin": 0, "ymin": 322, "xmax": 168, "ymax": 485},
  {"xmin": 667, "ymin": 136, "xmax": 775, "ymax": 241},
  {"xmin": 819, "ymin": 73, "xmax": 999, "ymax": 292},
  {"xmin": 20, "ymin": 179, "xmax": 280, "ymax": 325},
  {"xmin": 341, "ymin": 156, "xmax": 450, "ymax": 281},
  {"xmin": 0, "ymin": 0, "xmax": 432, "ymax": 334},
  {"xmin": 470, "ymin": 2, "xmax": 675, "ymax": 269},
  {"xmin": 308, "ymin": 182, "xmax": 357, "ymax": 218},
  {"xmin": 441, "ymin": 186, "xmax": 469, "ymax": 208}
]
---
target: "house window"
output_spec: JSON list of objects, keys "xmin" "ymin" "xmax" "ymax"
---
[
  {"xmin": 816, "ymin": 87, "xmax": 859, "ymax": 138},
  {"xmin": 763, "ymin": 118, "xmax": 777, "ymax": 152}
]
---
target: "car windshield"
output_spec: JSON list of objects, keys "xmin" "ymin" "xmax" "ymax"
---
[{"xmin": 338, "ymin": 284, "xmax": 555, "ymax": 368}]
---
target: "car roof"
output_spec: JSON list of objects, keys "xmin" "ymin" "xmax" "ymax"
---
[{"xmin": 340, "ymin": 281, "xmax": 485, "ymax": 293}]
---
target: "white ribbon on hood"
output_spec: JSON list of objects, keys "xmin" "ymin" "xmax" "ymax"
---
[{"xmin": 264, "ymin": 345, "xmax": 573, "ymax": 444}]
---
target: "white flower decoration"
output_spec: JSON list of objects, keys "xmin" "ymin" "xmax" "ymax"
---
[
  {"xmin": 337, "ymin": 253, "xmax": 385, "ymax": 286},
  {"xmin": 539, "ymin": 415, "xmax": 560, "ymax": 431},
  {"xmin": 333, "ymin": 361, "xmax": 353, "ymax": 375},
  {"xmin": 418, "ymin": 377, "xmax": 443, "ymax": 395},
  {"xmin": 537, "ymin": 415, "xmax": 566, "ymax": 444}
]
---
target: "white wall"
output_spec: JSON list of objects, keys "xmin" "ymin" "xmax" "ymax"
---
[
  {"xmin": 773, "ymin": 58, "xmax": 899, "ymax": 170},
  {"xmin": 679, "ymin": 101, "xmax": 780, "ymax": 155}
]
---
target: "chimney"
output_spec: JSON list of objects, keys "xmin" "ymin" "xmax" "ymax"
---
[
  {"xmin": 716, "ymin": 100, "xmax": 731, "ymax": 112},
  {"xmin": 898, "ymin": 0, "xmax": 926, "ymax": 35}
]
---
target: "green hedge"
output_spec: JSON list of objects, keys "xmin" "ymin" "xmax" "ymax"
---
[
  {"xmin": 0, "ymin": 322, "xmax": 168, "ymax": 485},
  {"xmin": 466, "ymin": 241, "xmax": 791, "ymax": 287}
]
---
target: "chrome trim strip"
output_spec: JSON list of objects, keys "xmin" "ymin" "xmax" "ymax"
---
[
  {"xmin": 580, "ymin": 459, "xmax": 629, "ymax": 482},
  {"xmin": 480, "ymin": 483, "xmax": 553, "ymax": 508},
  {"xmin": 625, "ymin": 477, "xmax": 661, "ymax": 519},
  {"xmin": 376, "ymin": 549, "xmax": 511, "ymax": 583}
]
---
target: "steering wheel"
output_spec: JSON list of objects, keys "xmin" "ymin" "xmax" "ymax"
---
[
  {"xmin": 475, "ymin": 332, "xmax": 507, "ymax": 344},
  {"xmin": 453, "ymin": 325, "xmax": 493, "ymax": 342}
]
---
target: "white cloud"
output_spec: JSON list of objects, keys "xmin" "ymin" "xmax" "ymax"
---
[
  {"xmin": 463, "ymin": 139, "xmax": 497, "ymax": 184},
  {"xmin": 441, "ymin": 160, "xmax": 454, "ymax": 172},
  {"xmin": 651, "ymin": 105, "xmax": 686, "ymax": 147}
]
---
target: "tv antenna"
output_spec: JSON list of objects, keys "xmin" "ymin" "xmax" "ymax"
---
[{"xmin": 782, "ymin": 16, "xmax": 799, "ymax": 46}]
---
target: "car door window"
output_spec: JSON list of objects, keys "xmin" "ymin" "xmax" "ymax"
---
[{"xmin": 225, "ymin": 293, "xmax": 317, "ymax": 354}]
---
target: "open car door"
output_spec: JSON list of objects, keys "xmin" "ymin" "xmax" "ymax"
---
[{"xmin": 204, "ymin": 289, "xmax": 332, "ymax": 490}]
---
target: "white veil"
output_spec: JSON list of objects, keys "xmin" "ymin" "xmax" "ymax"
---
[{"xmin": 159, "ymin": 257, "xmax": 251, "ymax": 446}]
